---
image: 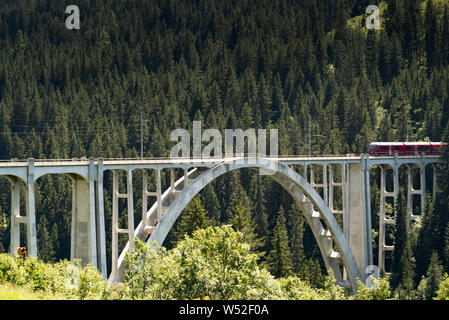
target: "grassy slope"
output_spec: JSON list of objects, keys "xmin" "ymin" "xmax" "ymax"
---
[{"xmin": 0, "ymin": 284, "xmax": 59, "ymax": 300}]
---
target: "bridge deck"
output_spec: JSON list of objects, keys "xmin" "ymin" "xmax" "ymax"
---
[{"xmin": 0, "ymin": 154, "xmax": 440, "ymax": 167}]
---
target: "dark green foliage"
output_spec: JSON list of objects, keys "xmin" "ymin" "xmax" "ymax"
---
[
  {"xmin": 415, "ymin": 194, "xmax": 438, "ymax": 279},
  {"xmin": 267, "ymin": 206, "xmax": 293, "ymax": 278},
  {"xmin": 173, "ymin": 197, "xmax": 211, "ymax": 244},
  {"xmin": 391, "ymin": 187, "xmax": 408, "ymax": 288},
  {"xmin": 228, "ymin": 199, "xmax": 265, "ymax": 255},
  {"xmin": 417, "ymin": 251, "xmax": 443, "ymax": 300},
  {"xmin": 396, "ymin": 239, "xmax": 416, "ymax": 299},
  {"xmin": 36, "ymin": 215, "xmax": 55, "ymax": 263},
  {"xmin": 286, "ymin": 203, "xmax": 305, "ymax": 275}
]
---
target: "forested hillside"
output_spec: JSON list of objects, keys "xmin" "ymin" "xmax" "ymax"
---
[{"xmin": 0, "ymin": 0, "xmax": 448, "ymax": 299}]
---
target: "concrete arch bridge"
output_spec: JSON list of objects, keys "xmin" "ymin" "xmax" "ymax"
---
[{"xmin": 0, "ymin": 154, "xmax": 440, "ymax": 292}]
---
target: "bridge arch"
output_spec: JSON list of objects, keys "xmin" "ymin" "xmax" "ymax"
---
[{"xmin": 114, "ymin": 158, "xmax": 363, "ymax": 292}]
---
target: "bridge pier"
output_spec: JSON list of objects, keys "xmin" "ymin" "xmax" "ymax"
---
[
  {"xmin": 7, "ymin": 176, "xmax": 24, "ymax": 256},
  {"xmin": 346, "ymin": 161, "xmax": 371, "ymax": 277},
  {"xmin": 26, "ymin": 159, "xmax": 37, "ymax": 258},
  {"xmin": 69, "ymin": 172, "xmax": 98, "ymax": 267},
  {"xmin": 95, "ymin": 158, "xmax": 107, "ymax": 277}
]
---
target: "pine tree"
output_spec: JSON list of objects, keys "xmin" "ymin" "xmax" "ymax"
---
[
  {"xmin": 201, "ymin": 184, "xmax": 221, "ymax": 224},
  {"xmin": 37, "ymin": 215, "xmax": 55, "ymax": 263},
  {"xmin": 415, "ymin": 194, "xmax": 438, "ymax": 279},
  {"xmin": 443, "ymin": 223, "xmax": 449, "ymax": 272},
  {"xmin": 50, "ymin": 223, "xmax": 60, "ymax": 260},
  {"xmin": 173, "ymin": 197, "xmax": 210, "ymax": 243},
  {"xmin": 424, "ymin": 0, "xmax": 438, "ymax": 70},
  {"xmin": 417, "ymin": 251, "xmax": 443, "ymax": 300},
  {"xmin": 442, "ymin": 5, "xmax": 449, "ymax": 66},
  {"xmin": 267, "ymin": 206, "xmax": 293, "ymax": 278},
  {"xmin": 228, "ymin": 200, "xmax": 264, "ymax": 255},
  {"xmin": 433, "ymin": 123, "xmax": 449, "ymax": 256},
  {"xmin": 391, "ymin": 187, "xmax": 408, "ymax": 288},
  {"xmin": 249, "ymin": 174, "xmax": 269, "ymax": 251},
  {"xmin": 396, "ymin": 239, "xmax": 416, "ymax": 299},
  {"xmin": 287, "ymin": 203, "xmax": 305, "ymax": 275}
]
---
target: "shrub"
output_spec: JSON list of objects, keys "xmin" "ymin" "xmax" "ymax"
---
[
  {"xmin": 0, "ymin": 254, "xmax": 26, "ymax": 286},
  {"xmin": 356, "ymin": 278, "xmax": 392, "ymax": 300},
  {"xmin": 0, "ymin": 253, "xmax": 113, "ymax": 299},
  {"xmin": 124, "ymin": 225, "xmax": 350, "ymax": 300}
]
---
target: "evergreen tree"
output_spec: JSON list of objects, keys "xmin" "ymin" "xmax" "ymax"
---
[
  {"xmin": 228, "ymin": 199, "xmax": 264, "ymax": 255},
  {"xmin": 433, "ymin": 123, "xmax": 449, "ymax": 256},
  {"xmin": 424, "ymin": 0, "xmax": 439, "ymax": 70},
  {"xmin": 287, "ymin": 203, "xmax": 305, "ymax": 275},
  {"xmin": 248, "ymin": 174, "xmax": 269, "ymax": 251},
  {"xmin": 173, "ymin": 197, "xmax": 210, "ymax": 243},
  {"xmin": 444, "ymin": 223, "xmax": 449, "ymax": 272},
  {"xmin": 396, "ymin": 238, "xmax": 416, "ymax": 299},
  {"xmin": 417, "ymin": 251, "xmax": 443, "ymax": 300},
  {"xmin": 391, "ymin": 187, "xmax": 408, "ymax": 288},
  {"xmin": 267, "ymin": 206, "xmax": 293, "ymax": 278},
  {"xmin": 36, "ymin": 215, "xmax": 55, "ymax": 263},
  {"xmin": 414, "ymin": 194, "xmax": 438, "ymax": 279},
  {"xmin": 201, "ymin": 184, "xmax": 221, "ymax": 224}
]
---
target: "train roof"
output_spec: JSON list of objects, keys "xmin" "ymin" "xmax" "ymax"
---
[{"xmin": 370, "ymin": 142, "xmax": 447, "ymax": 146}]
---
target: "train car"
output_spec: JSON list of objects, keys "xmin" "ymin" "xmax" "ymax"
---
[{"xmin": 369, "ymin": 142, "xmax": 448, "ymax": 156}]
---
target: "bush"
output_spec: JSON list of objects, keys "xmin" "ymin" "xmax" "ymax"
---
[
  {"xmin": 124, "ymin": 225, "xmax": 350, "ymax": 300},
  {"xmin": 356, "ymin": 278, "xmax": 392, "ymax": 300},
  {"xmin": 0, "ymin": 253, "xmax": 113, "ymax": 299},
  {"xmin": 0, "ymin": 254, "xmax": 26, "ymax": 286},
  {"xmin": 124, "ymin": 225, "xmax": 284, "ymax": 299}
]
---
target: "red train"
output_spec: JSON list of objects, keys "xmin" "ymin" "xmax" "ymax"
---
[{"xmin": 369, "ymin": 142, "xmax": 448, "ymax": 156}]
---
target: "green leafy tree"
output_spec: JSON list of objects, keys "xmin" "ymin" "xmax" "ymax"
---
[{"xmin": 124, "ymin": 225, "xmax": 283, "ymax": 299}]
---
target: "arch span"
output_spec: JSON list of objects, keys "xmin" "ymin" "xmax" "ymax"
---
[{"xmin": 113, "ymin": 158, "xmax": 363, "ymax": 292}]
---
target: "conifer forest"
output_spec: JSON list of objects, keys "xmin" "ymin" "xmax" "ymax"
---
[{"xmin": 1, "ymin": 0, "xmax": 449, "ymax": 300}]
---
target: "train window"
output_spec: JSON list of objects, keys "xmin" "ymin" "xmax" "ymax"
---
[
  {"xmin": 393, "ymin": 146, "xmax": 400, "ymax": 150},
  {"xmin": 381, "ymin": 146, "xmax": 389, "ymax": 151},
  {"xmin": 406, "ymin": 146, "xmax": 413, "ymax": 151}
]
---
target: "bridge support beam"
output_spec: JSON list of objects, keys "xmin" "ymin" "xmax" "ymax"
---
[
  {"xmin": 110, "ymin": 169, "xmax": 135, "ymax": 282},
  {"xmin": 346, "ymin": 161, "xmax": 371, "ymax": 277},
  {"xmin": 70, "ymin": 172, "xmax": 97, "ymax": 267},
  {"xmin": 95, "ymin": 158, "xmax": 107, "ymax": 278},
  {"xmin": 26, "ymin": 159, "xmax": 37, "ymax": 258},
  {"xmin": 8, "ymin": 176, "xmax": 24, "ymax": 256}
]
